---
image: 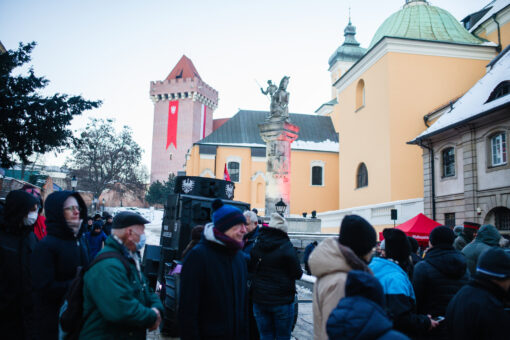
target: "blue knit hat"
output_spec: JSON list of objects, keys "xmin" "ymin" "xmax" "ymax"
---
[{"xmin": 212, "ymin": 199, "xmax": 246, "ymax": 233}]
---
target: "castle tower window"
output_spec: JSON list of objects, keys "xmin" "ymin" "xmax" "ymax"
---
[
  {"xmin": 442, "ymin": 147, "xmax": 455, "ymax": 177},
  {"xmin": 356, "ymin": 162, "xmax": 368, "ymax": 188},
  {"xmin": 356, "ymin": 79, "xmax": 365, "ymax": 110},
  {"xmin": 228, "ymin": 161, "xmax": 240, "ymax": 182}
]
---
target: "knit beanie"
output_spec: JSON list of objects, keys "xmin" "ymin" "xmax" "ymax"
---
[
  {"xmin": 269, "ymin": 213, "xmax": 288, "ymax": 233},
  {"xmin": 339, "ymin": 215, "xmax": 377, "ymax": 258},
  {"xmin": 429, "ymin": 226, "xmax": 455, "ymax": 246},
  {"xmin": 476, "ymin": 247, "xmax": 510, "ymax": 279},
  {"xmin": 212, "ymin": 199, "xmax": 246, "ymax": 233},
  {"xmin": 382, "ymin": 228, "xmax": 411, "ymax": 263}
]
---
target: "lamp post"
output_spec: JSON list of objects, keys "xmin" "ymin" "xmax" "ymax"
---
[
  {"xmin": 275, "ymin": 198, "xmax": 287, "ymax": 217},
  {"xmin": 102, "ymin": 198, "xmax": 106, "ymax": 212},
  {"xmin": 92, "ymin": 197, "xmax": 98, "ymax": 213},
  {"xmin": 71, "ymin": 175, "xmax": 78, "ymax": 191}
]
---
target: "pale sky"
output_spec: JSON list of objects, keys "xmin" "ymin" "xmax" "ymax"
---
[{"xmin": 0, "ymin": 0, "xmax": 490, "ymax": 171}]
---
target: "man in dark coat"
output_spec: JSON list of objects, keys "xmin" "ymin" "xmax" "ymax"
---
[
  {"xmin": 327, "ymin": 270, "xmax": 409, "ymax": 340},
  {"xmin": 453, "ymin": 221, "xmax": 479, "ymax": 251},
  {"xmin": 446, "ymin": 247, "xmax": 510, "ymax": 340},
  {"xmin": 242, "ymin": 210, "xmax": 260, "ymax": 340},
  {"xmin": 413, "ymin": 226, "xmax": 469, "ymax": 339},
  {"xmin": 303, "ymin": 241, "xmax": 318, "ymax": 275},
  {"xmin": 31, "ymin": 191, "xmax": 90, "ymax": 340},
  {"xmin": 0, "ymin": 190, "xmax": 39, "ymax": 339},
  {"xmin": 102, "ymin": 212, "xmax": 113, "ymax": 236},
  {"xmin": 179, "ymin": 199, "xmax": 249, "ymax": 340},
  {"xmin": 80, "ymin": 211, "xmax": 164, "ymax": 339},
  {"xmin": 248, "ymin": 213, "xmax": 302, "ymax": 339},
  {"xmin": 462, "ymin": 224, "xmax": 501, "ymax": 276}
]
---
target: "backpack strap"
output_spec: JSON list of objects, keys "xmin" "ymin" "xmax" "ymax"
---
[{"xmin": 87, "ymin": 251, "xmax": 132, "ymax": 276}]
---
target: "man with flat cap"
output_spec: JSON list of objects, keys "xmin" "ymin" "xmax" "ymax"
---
[{"xmin": 79, "ymin": 211, "xmax": 163, "ymax": 339}]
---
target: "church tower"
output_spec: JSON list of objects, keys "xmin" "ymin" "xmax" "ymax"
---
[{"xmin": 150, "ymin": 55, "xmax": 218, "ymax": 183}]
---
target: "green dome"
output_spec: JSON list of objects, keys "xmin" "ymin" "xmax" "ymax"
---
[{"xmin": 369, "ymin": 0, "xmax": 484, "ymax": 49}]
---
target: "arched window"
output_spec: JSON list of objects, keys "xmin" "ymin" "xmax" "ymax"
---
[
  {"xmin": 311, "ymin": 166, "xmax": 323, "ymax": 186},
  {"xmin": 490, "ymin": 132, "xmax": 507, "ymax": 167},
  {"xmin": 227, "ymin": 161, "xmax": 240, "ymax": 182},
  {"xmin": 486, "ymin": 81, "xmax": 510, "ymax": 103},
  {"xmin": 442, "ymin": 147, "xmax": 455, "ymax": 177},
  {"xmin": 356, "ymin": 79, "xmax": 365, "ymax": 110},
  {"xmin": 356, "ymin": 163, "xmax": 368, "ymax": 188}
]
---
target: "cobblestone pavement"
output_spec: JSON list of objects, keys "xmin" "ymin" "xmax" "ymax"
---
[{"xmin": 147, "ymin": 283, "xmax": 314, "ymax": 340}]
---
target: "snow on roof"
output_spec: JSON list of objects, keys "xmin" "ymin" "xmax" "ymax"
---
[
  {"xmin": 201, "ymin": 140, "xmax": 339, "ymax": 152},
  {"xmin": 470, "ymin": 0, "xmax": 510, "ymax": 33},
  {"xmin": 412, "ymin": 49, "xmax": 510, "ymax": 142}
]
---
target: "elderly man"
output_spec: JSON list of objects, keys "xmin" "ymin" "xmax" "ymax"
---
[
  {"xmin": 179, "ymin": 199, "xmax": 249, "ymax": 340},
  {"xmin": 79, "ymin": 211, "xmax": 163, "ymax": 339},
  {"xmin": 242, "ymin": 210, "xmax": 260, "ymax": 258}
]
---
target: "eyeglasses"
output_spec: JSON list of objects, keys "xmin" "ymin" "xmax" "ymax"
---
[{"xmin": 64, "ymin": 205, "xmax": 81, "ymax": 213}]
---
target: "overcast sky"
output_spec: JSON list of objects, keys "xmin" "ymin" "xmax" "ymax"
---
[{"xmin": 0, "ymin": 0, "xmax": 489, "ymax": 171}]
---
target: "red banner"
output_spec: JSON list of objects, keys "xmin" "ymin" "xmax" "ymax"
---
[
  {"xmin": 167, "ymin": 100, "xmax": 179, "ymax": 149},
  {"xmin": 224, "ymin": 163, "xmax": 231, "ymax": 181}
]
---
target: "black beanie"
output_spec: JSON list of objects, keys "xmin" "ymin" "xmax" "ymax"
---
[
  {"xmin": 429, "ymin": 226, "xmax": 454, "ymax": 246},
  {"xmin": 476, "ymin": 247, "xmax": 510, "ymax": 279},
  {"xmin": 339, "ymin": 215, "xmax": 376, "ymax": 258},
  {"xmin": 383, "ymin": 228, "xmax": 411, "ymax": 263}
]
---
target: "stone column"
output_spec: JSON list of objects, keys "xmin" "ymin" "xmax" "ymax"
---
[{"xmin": 259, "ymin": 120, "xmax": 299, "ymax": 216}]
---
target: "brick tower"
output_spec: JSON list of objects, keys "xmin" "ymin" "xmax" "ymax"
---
[{"xmin": 150, "ymin": 55, "xmax": 218, "ymax": 183}]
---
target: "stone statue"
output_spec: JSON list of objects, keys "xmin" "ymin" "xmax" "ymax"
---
[{"xmin": 261, "ymin": 76, "xmax": 290, "ymax": 122}]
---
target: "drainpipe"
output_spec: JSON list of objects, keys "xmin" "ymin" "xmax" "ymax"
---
[
  {"xmin": 493, "ymin": 14, "xmax": 502, "ymax": 53},
  {"xmin": 419, "ymin": 141, "xmax": 436, "ymax": 220}
]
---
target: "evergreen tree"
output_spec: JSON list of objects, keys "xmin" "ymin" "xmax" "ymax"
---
[
  {"xmin": 0, "ymin": 42, "xmax": 101, "ymax": 167},
  {"xmin": 146, "ymin": 174, "xmax": 176, "ymax": 205}
]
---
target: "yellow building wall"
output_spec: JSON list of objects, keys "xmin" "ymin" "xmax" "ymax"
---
[
  {"xmin": 478, "ymin": 21, "xmax": 510, "ymax": 50},
  {"xmin": 336, "ymin": 51, "xmax": 491, "ymax": 210},
  {"xmin": 336, "ymin": 56, "xmax": 393, "ymax": 209},
  {"xmin": 186, "ymin": 145, "xmax": 339, "ymax": 215},
  {"xmin": 290, "ymin": 150, "xmax": 339, "ymax": 215}
]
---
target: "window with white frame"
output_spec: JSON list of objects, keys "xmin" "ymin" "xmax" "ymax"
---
[
  {"xmin": 310, "ymin": 161, "xmax": 325, "ymax": 186},
  {"xmin": 227, "ymin": 161, "xmax": 240, "ymax": 182},
  {"xmin": 491, "ymin": 132, "xmax": 507, "ymax": 167},
  {"xmin": 442, "ymin": 147, "xmax": 455, "ymax": 177}
]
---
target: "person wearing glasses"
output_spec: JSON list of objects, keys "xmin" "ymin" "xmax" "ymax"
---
[{"xmin": 31, "ymin": 191, "xmax": 89, "ymax": 340}]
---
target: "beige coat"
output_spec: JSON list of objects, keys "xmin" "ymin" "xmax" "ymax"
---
[{"xmin": 309, "ymin": 238, "xmax": 370, "ymax": 340}]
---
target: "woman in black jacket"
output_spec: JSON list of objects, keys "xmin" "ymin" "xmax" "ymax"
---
[
  {"xmin": 0, "ymin": 190, "xmax": 39, "ymax": 339},
  {"xmin": 248, "ymin": 213, "xmax": 302, "ymax": 340},
  {"xmin": 31, "ymin": 191, "xmax": 89, "ymax": 340}
]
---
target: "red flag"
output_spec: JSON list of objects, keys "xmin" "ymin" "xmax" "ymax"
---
[
  {"xmin": 224, "ymin": 164, "xmax": 231, "ymax": 181},
  {"xmin": 167, "ymin": 100, "xmax": 179, "ymax": 149}
]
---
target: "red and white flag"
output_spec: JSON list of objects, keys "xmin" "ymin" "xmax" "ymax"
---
[
  {"xmin": 200, "ymin": 103, "xmax": 207, "ymax": 139},
  {"xmin": 224, "ymin": 164, "xmax": 231, "ymax": 181},
  {"xmin": 167, "ymin": 100, "xmax": 179, "ymax": 149}
]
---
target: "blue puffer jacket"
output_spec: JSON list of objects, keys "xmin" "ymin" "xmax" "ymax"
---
[
  {"xmin": 326, "ymin": 270, "xmax": 409, "ymax": 340},
  {"xmin": 369, "ymin": 257, "xmax": 430, "ymax": 337}
]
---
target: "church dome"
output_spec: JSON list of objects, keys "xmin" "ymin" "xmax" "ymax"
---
[
  {"xmin": 329, "ymin": 19, "xmax": 367, "ymax": 67},
  {"xmin": 368, "ymin": 0, "xmax": 484, "ymax": 49}
]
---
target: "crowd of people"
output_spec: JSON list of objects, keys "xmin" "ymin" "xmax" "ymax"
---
[
  {"xmin": 1, "ymin": 185, "xmax": 509, "ymax": 340},
  {"xmin": 0, "ymin": 187, "xmax": 162, "ymax": 339}
]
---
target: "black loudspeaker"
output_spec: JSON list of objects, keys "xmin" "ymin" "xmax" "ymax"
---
[
  {"xmin": 391, "ymin": 209, "xmax": 398, "ymax": 220},
  {"xmin": 174, "ymin": 176, "xmax": 235, "ymax": 200}
]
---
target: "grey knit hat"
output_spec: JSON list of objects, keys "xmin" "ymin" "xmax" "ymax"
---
[{"xmin": 269, "ymin": 213, "xmax": 288, "ymax": 233}]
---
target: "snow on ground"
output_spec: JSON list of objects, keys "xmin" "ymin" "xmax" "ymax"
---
[
  {"xmin": 301, "ymin": 273, "xmax": 317, "ymax": 283},
  {"xmin": 105, "ymin": 207, "xmax": 164, "ymax": 246}
]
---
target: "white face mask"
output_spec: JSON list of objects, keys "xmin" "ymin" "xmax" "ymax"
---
[{"xmin": 24, "ymin": 211, "xmax": 38, "ymax": 226}]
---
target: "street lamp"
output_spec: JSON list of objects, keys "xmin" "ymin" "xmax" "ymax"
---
[
  {"xmin": 93, "ymin": 197, "xmax": 98, "ymax": 213},
  {"xmin": 275, "ymin": 198, "xmax": 287, "ymax": 217},
  {"xmin": 71, "ymin": 175, "xmax": 78, "ymax": 191},
  {"xmin": 102, "ymin": 198, "xmax": 106, "ymax": 212}
]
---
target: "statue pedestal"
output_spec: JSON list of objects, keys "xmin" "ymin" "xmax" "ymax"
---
[{"xmin": 258, "ymin": 120, "xmax": 299, "ymax": 216}]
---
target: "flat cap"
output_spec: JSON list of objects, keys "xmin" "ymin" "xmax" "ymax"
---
[{"xmin": 112, "ymin": 211, "xmax": 150, "ymax": 229}]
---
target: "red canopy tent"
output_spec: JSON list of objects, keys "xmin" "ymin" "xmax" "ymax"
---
[{"xmin": 379, "ymin": 213, "xmax": 441, "ymax": 247}]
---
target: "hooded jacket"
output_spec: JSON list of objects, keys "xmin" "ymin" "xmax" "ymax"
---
[
  {"xmin": 446, "ymin": 277, "xmax": 510, "ymax": 340},
  {"xmin": 369, "ymin": 257, "xmax": 430, "ymax": 337},
  {"xmin": 0, "ymin": 190, "xmax": 38, "ymax": 339},
  {"xmin": 31, "ymin": 191, "xmax": 89, "ymax": 340},
  {"xmin": 79, "ymin": 236, "xmax": 163, "ymax": 339},
  {"xmin": 248, "ymin": 226, "xmax": 302, "ymax": 305},
  {"xmin": 308, "ymin": 238, "xmax": 370, "ymax": 340},
  {"xmin": 412, "ymin": 245, "xmax": 469, "ymax": 339},
  {"xmin": 326, "ymin": 271, "xmax": 410, "ymax": 340},
  {"xmin": 462, "ymin": 225, "xmax": 501, "ymax": 276},
  {"xmin": 178, "ymin": 223, "xmax": 248, "ymax": 340}
]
